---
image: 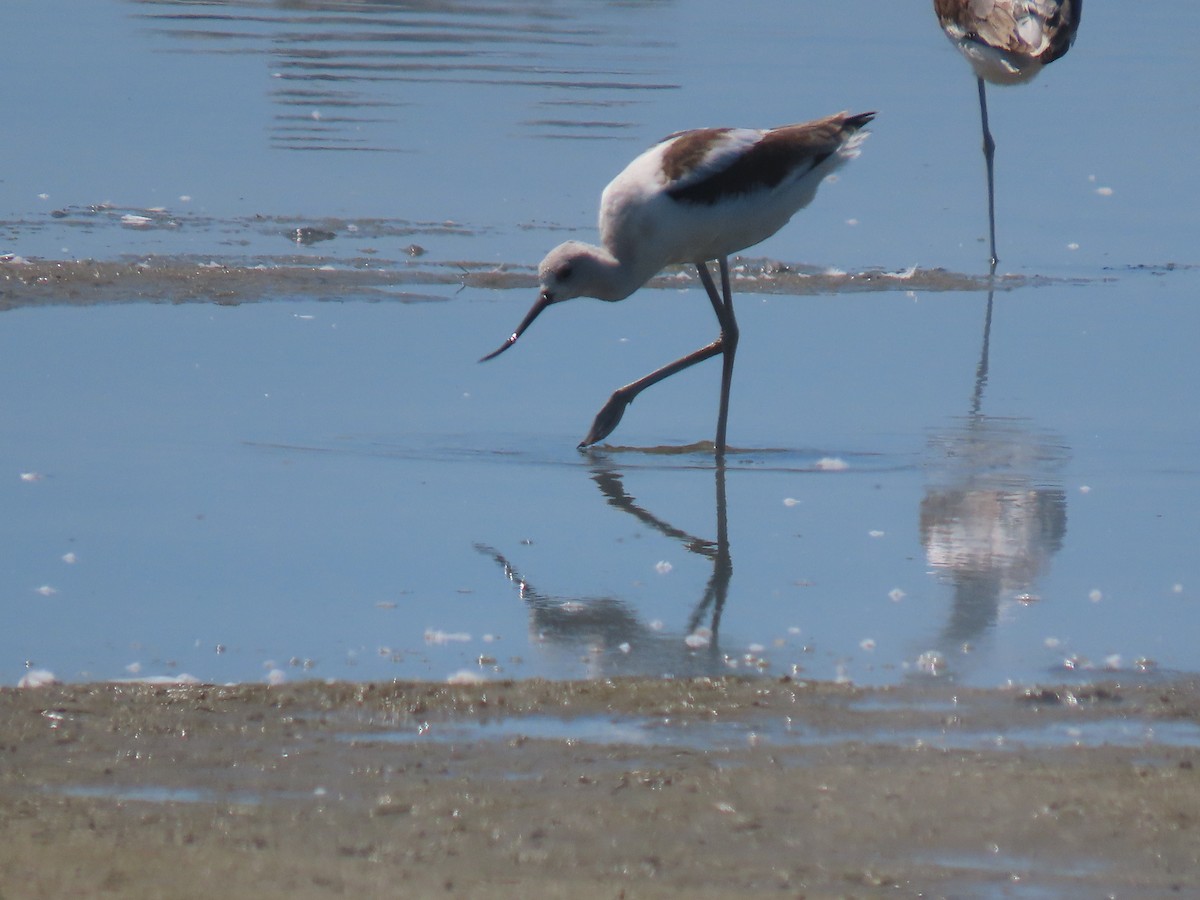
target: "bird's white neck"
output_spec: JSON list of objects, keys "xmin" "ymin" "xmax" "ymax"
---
[{"xmin": 568, "ymin": 243, "xmax": 656, "ymax": 302}]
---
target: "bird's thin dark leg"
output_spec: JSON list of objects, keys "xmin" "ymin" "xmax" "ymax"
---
[
  {"xmin": 977, "ymin": 76, "xmax": 998, "ymax": 268},
  {"xmin": 576, "ymin": 259, "xmax": 734, "ymax": 450},
  {"xmin": 711, "ymin": 258, "xmax": 738, "ymax": 459}
]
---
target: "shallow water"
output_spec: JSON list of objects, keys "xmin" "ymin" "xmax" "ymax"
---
[
  {"xmin": 354, "ymin": 710, "xmax": 1200, "ymax": 753},
  {"xmin": 3, "ymin": 0, "xmax": 1199, "ymax": 690}
]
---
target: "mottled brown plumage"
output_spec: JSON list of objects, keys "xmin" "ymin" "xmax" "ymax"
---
[{"xmin": 933, "ymin": 0, "xmax": 1081, "ymax": 77}]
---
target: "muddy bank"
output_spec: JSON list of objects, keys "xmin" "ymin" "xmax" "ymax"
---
[{"xmin": 2, "ymin": 676, "xmax": 1198, "ymax": 897}]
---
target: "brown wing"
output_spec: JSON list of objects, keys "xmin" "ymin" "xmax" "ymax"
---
[{"xmin": 665, "ymin": 112, "xmax": 874, "ymax": 206}]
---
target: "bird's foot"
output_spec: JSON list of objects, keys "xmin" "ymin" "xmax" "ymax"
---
[{"xmin": 578, "ymin": 389, "xmax": 632, "ymax": 448}]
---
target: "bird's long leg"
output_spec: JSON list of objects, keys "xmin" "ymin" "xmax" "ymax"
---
[
  {"xmin": 577, "ymin": 259, "xmax": 735, "ymax": 450},
  {"xmin": 712, "ymin": 257, "xmax": 738, "ymax": 459},
  {"xmin": 977, "ymin": 76, "xmax": 998, "ymax": 267}
]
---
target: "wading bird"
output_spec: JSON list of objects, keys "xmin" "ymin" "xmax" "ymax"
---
[
  {"xmin": 933, "ymin": 0, "xmax": 1082, "ymax": 266},
  {"xmin": 480, "ymin": 111, "xmax": 874, "ymax": 458}
]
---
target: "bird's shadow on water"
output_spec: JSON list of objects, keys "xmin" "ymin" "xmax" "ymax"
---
[{"xmin": 474, "ymin": 459, "xmax": 736, "ymax": 679}]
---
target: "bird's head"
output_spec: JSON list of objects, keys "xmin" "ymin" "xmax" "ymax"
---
[
  {"xmin": 479, "ymin": 241, "xmax": 601, "ymax": 362},
  {"xmin": 536, "ymin": 240, "xmax": 601, "ymax": 304}
]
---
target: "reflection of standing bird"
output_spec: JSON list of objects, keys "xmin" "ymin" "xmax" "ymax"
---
[
  {"xmin": 921, "ymin": 476, "xmax": 1068, "ymax": 644},
  {"xmin": 481, "ymin": 112, "xmax": 874, "ymax": 458},
  {"xmin": 933, "ymin": 0, "xmax": 1082, "ymax": 266}
]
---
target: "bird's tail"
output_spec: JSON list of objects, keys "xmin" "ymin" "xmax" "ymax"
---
[{"xmin": 838, "ymin": 111, "xmax": 876, "ymax": 159}]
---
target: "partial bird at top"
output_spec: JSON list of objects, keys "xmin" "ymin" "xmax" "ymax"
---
[{"xmin": 933, "ymin": 0, "xmax": 1082, "ymax": 265}]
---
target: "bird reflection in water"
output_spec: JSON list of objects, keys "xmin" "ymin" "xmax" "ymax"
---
[
  {"xmin": 919, "ymin": 284, "xmax": 1068, "ymax": 664},
  {"xmin": 476, "ymin": 461, "xmax": 733, "ymax": 678}
]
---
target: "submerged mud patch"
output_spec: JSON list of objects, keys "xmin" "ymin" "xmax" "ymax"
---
[{"xmin": 1, "ymin": 252, "xmax": 1036, "ymax": 309}]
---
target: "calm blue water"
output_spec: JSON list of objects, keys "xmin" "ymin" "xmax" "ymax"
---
[{"xmin": 2, "ymin": 0, "xmax": 1199, "ymax": 688}]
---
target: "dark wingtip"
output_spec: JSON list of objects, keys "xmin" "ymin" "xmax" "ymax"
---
[{"xmin": 847, "ymin": 111, "xmax": 877, "ymax": 130}]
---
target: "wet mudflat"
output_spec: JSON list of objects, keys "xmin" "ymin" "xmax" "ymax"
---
[{"xmin": 3, "ymin": 676, "xmax": 1200, "ymax": 897}]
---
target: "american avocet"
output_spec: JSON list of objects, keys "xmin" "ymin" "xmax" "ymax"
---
[
  {"xmin": 481, "ymin": 111, "xmax": 874, "ymax": 458},
  {"xmin": 933, "ymin": 0, "xmax": 1082, "ymax": 266}
]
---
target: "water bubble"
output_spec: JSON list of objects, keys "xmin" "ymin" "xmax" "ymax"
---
[
  {"xmin": 684, "ymin": 628, "xmax": 711, "ymax": 649},
  {"xmin": 916, "ymin": 650, "xmax": 946, "ymax": 676},
  {"xmin": 18, "ymin": 669, "xmax": 58, "ymax": 688},
  {"xmin": 815, "ymin": 457, "xmax": 848, "ymax": 472}
]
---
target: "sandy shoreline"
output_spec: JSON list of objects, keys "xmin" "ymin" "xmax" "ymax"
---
[{"xmin": 2, "ymin": 676, "xmax": 1198, "ymax": 897}]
